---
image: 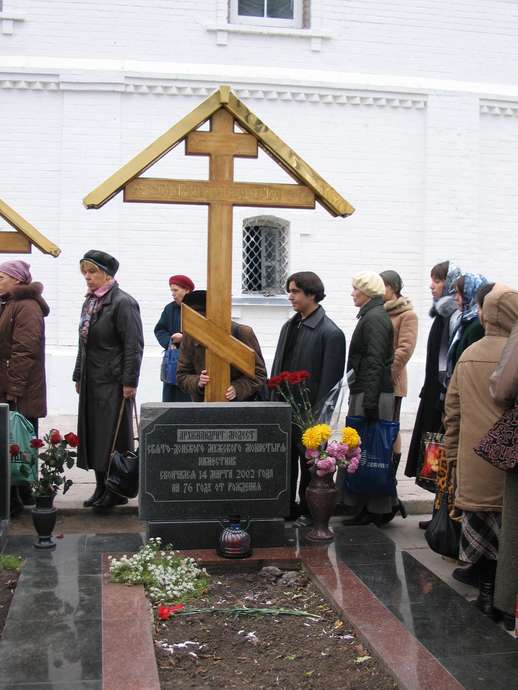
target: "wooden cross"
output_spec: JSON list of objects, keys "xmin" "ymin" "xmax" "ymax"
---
[{"xmin": 124, "ymin": 108, "xmax": 316, "ymax": 401}]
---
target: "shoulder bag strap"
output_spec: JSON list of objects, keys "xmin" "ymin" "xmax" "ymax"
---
[{"xmin": 132, "ymin": 398, "xmax": 140, "ymax": 441}]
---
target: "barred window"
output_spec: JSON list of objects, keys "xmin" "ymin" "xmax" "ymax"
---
[
  {"xmin": 229, "ymin": 0, "xmax": 304, "ymax": 28},
  {"xmin": 242, "ymin": 216, "xmax": 289, "ymax": 296}
]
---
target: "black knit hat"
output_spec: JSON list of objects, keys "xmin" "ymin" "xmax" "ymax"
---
[
  {"xmin": 183, "ymin": 290, "xmax": 207, "ymax": 313},
  {"xmin": 81, "ymin": 250, "xmax": 119, "ymax": 277}
]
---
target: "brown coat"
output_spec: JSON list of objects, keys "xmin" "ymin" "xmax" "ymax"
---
[
  {"xmin": 0, "ymin": 282, "xmax": 49, "ymax": 419},
  {"xmin": 444, "ymin": 284, "xmax": 518, "ymax": 512},
  {"xmin": 384, "ymin": 297, "xmax": 418, "ymax": 397},
  {"xmin": 177, "ymin": 322, "xmax": 267, "ymax": 401},
  {"xmin": 489, "ymin": 320, "xmax": 518, "ymax": 406}
]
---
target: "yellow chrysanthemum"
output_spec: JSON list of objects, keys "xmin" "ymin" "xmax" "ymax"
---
[
  {"xmin": 302, "ymin": 423, "xmax": 332, "ymax": 450},
  {"xmin": 341, "ymin": 426, "xmax": 360, "ymax": 448}
]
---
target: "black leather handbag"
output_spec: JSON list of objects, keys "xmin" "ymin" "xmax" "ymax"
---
[{"xmin": 105, "ymin": 399, "xmax": 139, "ymax": 499}]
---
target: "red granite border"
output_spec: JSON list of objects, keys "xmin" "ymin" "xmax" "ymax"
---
[
  {"xmin": 101, "ymin": 546, "xmax": 463, "ymax": 690},
  {"xmin": 300, "ymin": 547, "xmax": 464, "ymax": 690},
  {"xmin": 101, "ymin": 554, "xmax": 160, "ymax": 690}
]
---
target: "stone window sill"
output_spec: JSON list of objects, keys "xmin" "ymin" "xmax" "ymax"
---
[
  {"xmin": 0, "ymin": 12, "xmax": 25, "ymax": 35},
  {"xmin": 205, "ymin": 22, "xmax": 332, "ymax": 52},
  {"xmin": 232, "ymin": 295, "xmax": 290, "ymax": 307}
]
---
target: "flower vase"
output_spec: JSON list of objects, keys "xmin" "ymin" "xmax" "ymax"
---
[
  {"xmin": 32, "ymin": 494, "xmax": 57, "ymax": 549},
  {"xmin": 305, "ymin": 474, "xmax": 337, "ymax": 542}
]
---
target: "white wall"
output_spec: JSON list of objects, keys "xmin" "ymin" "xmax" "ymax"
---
[{"xmin": 1, "ymin": 1, "xmax": 518, "ymax": 414}]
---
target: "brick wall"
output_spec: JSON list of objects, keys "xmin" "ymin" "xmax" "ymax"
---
[{"xmin": 0, "ymin": 1, "xmax": 518, "ymax": 413}]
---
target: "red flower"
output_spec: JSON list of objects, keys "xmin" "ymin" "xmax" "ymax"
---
[
  {"xmin": 278, "ymin": 371, "xmax": 290, "ymax": 382},
  {"xmin": 9, "ymin": 443, "xmax": 20, "ymax": 456},
  {"xmin": 267, "ymin": 375, "xmax": 282, "ymax": 389},
  {"xmin": 30, "ymin": 438, "xmax": 45, "ymax": 448},
  {"xmin": 64, "ymin": 432, "xmax": 79, "ymax": 447},
  {"xmin": 49, "ymin": 430, "xmax": 62, "ymax": 445},
  {"xmin": 298, "ymin": 370, "xmax": 310, "ymax": 381},
  {"xmin": 157, "ymin": 603, "xmax": 185, "ymax": 620}
]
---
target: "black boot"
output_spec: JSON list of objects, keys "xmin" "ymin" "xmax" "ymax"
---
[
  {"xmin": 452, "ymin": 562, "xmax": 479, "ymax": 587},
  {"xmin": 343, "ymin": 508, "xmax": 374, "ymax": 526},
  {"xmin": 92, "ymin": 489, "xmax": 128, "ymax": 512},
  {"xmin": 10, "ymin": 486, "xmax": 24, "ymax": 517},
  {"xmin": 83, "ymin": 471, "xmax": 106, "ymax": 508},
  {"xmin": 503, "ymin": 613, "xmax": 516, "ymax": 631},
  {"xmin": 18, "ymin": 484, "xmax": 35, "ymax": 506},
  {"xmin": 376, "ymin": 500, "xmax": 408, "ymax": 526},
  {"xmin": 475, "ymin": 557, "xmax": 498, "ymax": 620}
]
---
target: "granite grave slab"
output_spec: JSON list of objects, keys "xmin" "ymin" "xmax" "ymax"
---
[{"xmin": 139, "ymin": 402, "xmax": 291, "ymax": 548}]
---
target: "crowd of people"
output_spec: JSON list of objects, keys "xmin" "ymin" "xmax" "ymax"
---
[{"xmin": 0, "ymin": 251, "xmax": 516, "ymax": 629}]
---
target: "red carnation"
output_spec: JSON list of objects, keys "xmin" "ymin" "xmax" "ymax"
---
[
  {"xmin": 157, "ymin": 603, "xmax": 185, "ymax": 621},
  {"xmin": 64, "ymin": 432, "xmax": 80, "ymax": 448},
  {"xmin": 267, "ymin": 375, "xmax": 281, "ymax": 389},
  {"xmin": 30, "ymin": 438, "xmax": 45, "ymax": 449},
  {"xmin": 278, "ymin": 371, "xmax": 290, "ymax": 382},
  {"xmin": 9, "ymin": 443, "xmax": 20, "ymax": 456},
  {"xmin": 49, "ymin": 430, "xmax": 62, "ymax": 445},
  {"xmin": 157, "ymin": 604, "xmax": 171, "ymax": 621},
  {"xmin": 298, "ymin": 370, "xmax": 310, "ymax": 380}
]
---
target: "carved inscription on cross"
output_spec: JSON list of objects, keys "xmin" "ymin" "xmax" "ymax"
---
[{"xmin": 124, "ymin": 108, "xmax": 316, "ymax": 401}]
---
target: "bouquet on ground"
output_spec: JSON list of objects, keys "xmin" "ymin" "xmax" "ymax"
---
[
  {"xmin": 28, "ymin": 429, "xmax": 79, "ymax": 496},
  {"xmin": 302, "ymin": 423, "xmax": 361, "ymax": 478}
]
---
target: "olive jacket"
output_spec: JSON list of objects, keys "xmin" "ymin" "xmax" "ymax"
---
[{"xmin": 347, "ymin": 296, "xmax": 394, "ymax": 412}]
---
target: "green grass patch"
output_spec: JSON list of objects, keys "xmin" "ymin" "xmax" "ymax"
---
[{"xmin": 0, "ymin": 554, "xmax": 23, "ymax": 571}]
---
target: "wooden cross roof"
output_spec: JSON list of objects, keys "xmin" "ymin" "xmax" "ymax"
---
[
  {"xmin": 0, "ymin": 198, "xmax": 60, "ymax": 256},
  {"xmin": 83, "ymin": 85, "xmax": 355, "ymax": 218}
]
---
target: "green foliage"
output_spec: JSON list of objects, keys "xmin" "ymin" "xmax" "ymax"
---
[{"xmin": 0, "ymin": 554, "xmax": 23, "ymax": 571}]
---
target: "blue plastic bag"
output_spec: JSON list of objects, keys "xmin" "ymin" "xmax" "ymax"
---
[
  {"xmin": 342, "ymin": 415, "xmax": 400, "ymax": 497},
  {"xmin": 9, "ymin": 411, "xmax": 38, "ymax": 485},
  {"xmin": 160, "ymin": 344, "xmax": 180, "ymax": 385}
]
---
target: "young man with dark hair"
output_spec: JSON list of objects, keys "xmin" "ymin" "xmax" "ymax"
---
[{"xmin": 271, "ymin": 271, "xmax": 346, "ymax": 522}]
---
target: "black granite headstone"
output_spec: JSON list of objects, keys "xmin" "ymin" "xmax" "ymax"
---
[
  {"xmin": 139, "ymin": 402, "xmax": 291, "ymax": 549},
  {"xmin": 0, "ymin": 403, "xmax": 9, "ymax": 551}
]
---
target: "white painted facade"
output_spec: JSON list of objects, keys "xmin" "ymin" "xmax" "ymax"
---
[{"xmin": 1, "ymin": 1, "xmax": 518, "ymax": 414}]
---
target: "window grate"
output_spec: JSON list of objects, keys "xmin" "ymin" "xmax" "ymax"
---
[{"xmin": 242, "ymin": 216, "xmax": 289, "ymax": 296}]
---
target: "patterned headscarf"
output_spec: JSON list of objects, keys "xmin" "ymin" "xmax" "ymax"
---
[{"xmin": 459, "ymin": 273, "xmax": 488, "ymax": 323}]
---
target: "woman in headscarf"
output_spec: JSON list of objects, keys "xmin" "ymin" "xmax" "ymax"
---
[
  {"xmin": 0, "ymin": 260, "xmax": 49, "ymax": 516},
  {"xmin": 340, "ymin": 271, "xmax": 397, "ymax": 525},
  {"xmin": 379, "ymin": 270, "xmax": 418, "ymax": 523},
  {"xmin": 445, "ymin": 283, "xmax": 518, "ymax": 619},
  {"xmin": 74, "ymin": 250, "xmax": 144, "ymax": 512},
  {"xmin": 404, "ymin": 261, "xmax": 462, "ymax": 527},
  {"xmin": 446, "ymin": 273, "xmax": 488, "ymax": 387},
  {"xmin": 154, "ymin": 274, "xmax": 195, "ymax": 403}
]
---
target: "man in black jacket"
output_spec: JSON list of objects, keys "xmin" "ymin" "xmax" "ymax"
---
[{"xmin": 271, "ymin": 271, "xmax": 346, "ymax": 521}]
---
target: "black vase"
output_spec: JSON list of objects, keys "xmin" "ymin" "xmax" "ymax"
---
[{"xmin": 32, "ymin": 494, "xmax": 57, "ymax": 549}]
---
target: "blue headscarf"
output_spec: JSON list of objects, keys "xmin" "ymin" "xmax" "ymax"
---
[{"xmin": 459, "ymin": 273, "xmax": 488, "ymax": 323}]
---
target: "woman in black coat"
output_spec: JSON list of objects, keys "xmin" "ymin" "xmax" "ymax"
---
[
  {"xmin": 404, "ymin": 261, "xmax": 462, "ymax": 488},
  {"xmin": 340, "ymin": 271, "xmax": 398, "ymax": 524},
  {"xmin": 73, "ymin": 250, "xmax": 144, "ymax": 511}
]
